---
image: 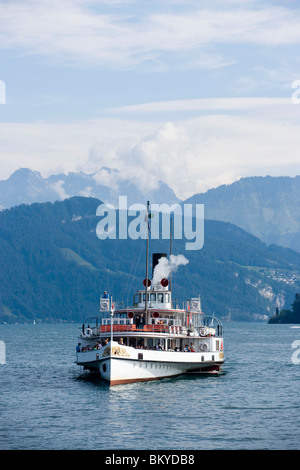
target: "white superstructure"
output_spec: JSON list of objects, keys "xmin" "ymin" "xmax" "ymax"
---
[{"xmin": 76, "ymin": 253, "xmax": 224, "ymax": 385}]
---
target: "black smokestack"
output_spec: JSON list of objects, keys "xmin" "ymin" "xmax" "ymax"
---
[{"xmin": 152, "ymin": 253, "xmax": 167, "ymax": 277}]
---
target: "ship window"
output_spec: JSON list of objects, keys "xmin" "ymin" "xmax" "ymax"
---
[{"xmin": 115, "ymin": 312, "xmax": 126, "ymax": 319}]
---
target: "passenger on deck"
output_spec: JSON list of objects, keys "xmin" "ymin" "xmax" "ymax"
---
[{"xmin": 139, "ymin": 313, "xmax": 145, "ymax": 329}]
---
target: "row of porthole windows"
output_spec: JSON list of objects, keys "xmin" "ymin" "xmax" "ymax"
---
[
  {"xmin": 103, "ymin": 357, "xmax": 216, "ymax": 373},
  {"xmin": 134, "ymin": 356, "xmax": 216, "ymax": 365},
  {"xmin": 134, "ymin": 363, "xmax": 175, "ymax": 369},
  {"xmin": 134, "ymin": 357, "xmax": 216, "ymax": 368},
  {"xmin": 102, "ymin": 363, "xmax": 175, "ymax": 373}
]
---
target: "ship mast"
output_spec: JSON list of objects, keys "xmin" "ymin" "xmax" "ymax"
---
[
  {"xmin": 110, "ymin": 295, "xmax": 114, "ymax": 351},
  {"xmin": 169, "ymin": 215, "xmax": 173, "ymax": 299},
  {"xmin": 144, "ymin": 201, "xmax": 150, "ymax": 321}
]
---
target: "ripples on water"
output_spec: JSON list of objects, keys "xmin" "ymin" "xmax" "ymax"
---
[{"xmin": 0, "ymin": 322, "xmax": 299, "ymax": 450}]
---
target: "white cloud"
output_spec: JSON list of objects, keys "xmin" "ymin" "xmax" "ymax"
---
[
  {"xmin": 1, "ymin": 1, "xmax": 300, "ymax": 69},
  {"xmin": 107, "ymin": 97, "xmax": 291, "ymax": 114},
  {"xmin": 85, "ymin": 101, "xmax": 300, "ymax": 198},
  {"xmin": 0, "ymin": 118, "xmax": 160, "ymax": 179},
  {"xmin": 2, "ymin": 0, "xmax": 300, "ymax": 203},
  {"xmin": 1, "ymin": 100, "xmax": 300, "ymax": 200},
  {"xmin": 50, "ymin": 180, "xmax": 70, "ymax": 199}
]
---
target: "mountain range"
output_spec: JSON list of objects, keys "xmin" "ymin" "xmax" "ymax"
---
[
  {"xmin": 0, "ymin": 170, "xmax": 299, "ymax": 253},
  {"xmin": 185, "ymin": 175, "xmax": 300, "ymax": 253},
  {"xmin": 0, "ymin": 196, "xmax": 299, "ymax": 323},
  {"xmin": 0, "ymin": 167, "xmax": 179, "ymax": 209}
]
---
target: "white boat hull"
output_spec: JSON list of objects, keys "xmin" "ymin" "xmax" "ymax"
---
[{"xmin": 77, "ymin": 342, "xmax": 224, "ymax": 385}]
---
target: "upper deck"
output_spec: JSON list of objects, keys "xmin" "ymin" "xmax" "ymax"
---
[
  {"xmin": 79, "ymin": 253, "xmax": 223, "ymax": 343},
  {"xmin": 80, "ymin": 296, "xmax": 222, "ymax": 341},
  {"xmin": 77, "ymin": 253, "xmax": 224, "ymax": 360}
]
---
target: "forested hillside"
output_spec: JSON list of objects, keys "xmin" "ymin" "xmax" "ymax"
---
[{"xmin": 1, "ymin": 197, "xmax": 300, "ymax": 323}]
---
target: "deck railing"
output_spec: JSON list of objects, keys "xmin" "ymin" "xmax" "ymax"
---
[{"xmin": 81, "ymin": 323, "xmax": 222, "ymax": 338}]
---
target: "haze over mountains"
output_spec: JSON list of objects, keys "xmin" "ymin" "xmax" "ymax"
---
[
  {"xmin": 0, "ymin": 168, "xmax": 179, "ymax": 209},
  {"xmin": 186, "ymin": 176, "xmax": 300, "ymax": 254},
  {"xmin": 1, "ymin": 169, "xmax": 299, "ymax": 254}
]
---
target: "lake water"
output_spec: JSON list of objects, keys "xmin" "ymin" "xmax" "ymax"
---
[{"xmin": 0, "ymin": 321, "xmax": 299, "ymax": 450}]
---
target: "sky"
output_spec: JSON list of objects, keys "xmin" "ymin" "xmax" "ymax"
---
[{"xmin": 0, "ymin": 0, "xmax": 300, "ymax": 199}]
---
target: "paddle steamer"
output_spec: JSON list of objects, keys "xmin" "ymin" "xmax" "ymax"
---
[{"xmin": 76, "ymin": 251, "xmax": 224, "ymax": 385}]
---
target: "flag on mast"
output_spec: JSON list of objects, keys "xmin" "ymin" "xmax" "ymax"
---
[{"xmin": 144, "ymin": 207, "xmax": 153, "ymax": 231}]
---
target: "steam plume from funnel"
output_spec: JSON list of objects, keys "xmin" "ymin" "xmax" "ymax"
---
[{"xmin": 152, "ymin": 254, "xmax": 189, "ymax": 286}]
